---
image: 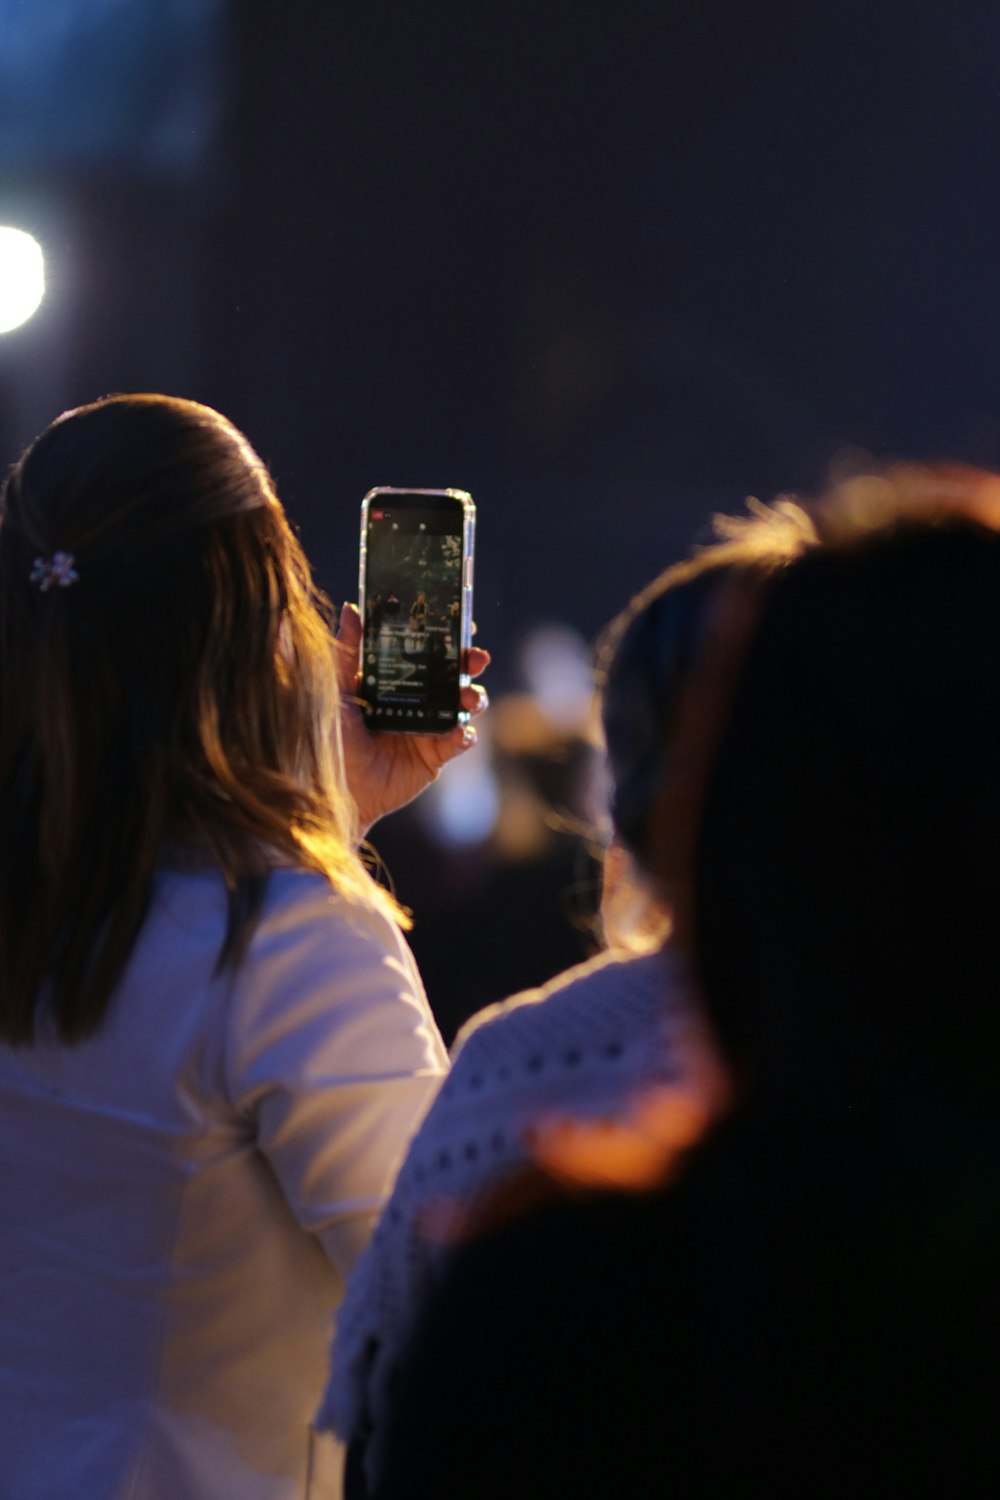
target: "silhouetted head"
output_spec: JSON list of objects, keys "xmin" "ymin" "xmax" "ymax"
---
[
  {"xmin": 682, "ymin": 466, "xmax": 1000, "ymax": 1108},
  {"xmin": 597, "ymin": 500, "xmax": 815, "ymax": 879}
]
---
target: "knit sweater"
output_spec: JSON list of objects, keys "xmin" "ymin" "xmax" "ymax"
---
[{"xmin": 320, "ymin": 944, "xmax": 708, "ymax": 1484}]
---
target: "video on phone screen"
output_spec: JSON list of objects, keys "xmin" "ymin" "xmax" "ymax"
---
[{"xmin": 363, "ymin": 506, "xmax": 463, "ymax": 726}]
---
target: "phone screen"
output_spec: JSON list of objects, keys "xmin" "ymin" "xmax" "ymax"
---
[{"xmin": 359, "ymin": 489, "xmax": 474, "ymax": 732}]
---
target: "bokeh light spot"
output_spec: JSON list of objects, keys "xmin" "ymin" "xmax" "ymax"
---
[{"xmin": 0, "ymin": 227, "xmax": 45, "ymax": 333}]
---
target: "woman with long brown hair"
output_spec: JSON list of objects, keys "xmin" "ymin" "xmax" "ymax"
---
[{"xmin": 0, "ymin": 393, "xmax": 486, "ymax": 1499}]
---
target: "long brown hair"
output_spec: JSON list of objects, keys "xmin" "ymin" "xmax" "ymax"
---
[{"xmin": 0, "ymin": 393, "xmax": 394, "ymax": 1045}]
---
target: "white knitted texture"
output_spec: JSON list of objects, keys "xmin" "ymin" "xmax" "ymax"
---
[{"xmin": 320, "ymin": 946, "xmax": 705, "ymax": 1475}]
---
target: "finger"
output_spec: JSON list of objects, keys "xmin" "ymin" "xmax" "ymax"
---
[
  {"xmin": 460, "ymin": 683, "xmax": 489, "ymax": 716},
  {"xmin": 463, "ymin": 646, "xmax": 491, "ymax": 678},
  {"xmin": 449, "ymin": 721, "xmax": 479, "ymax": 753},
  {"xmin": 397, "ymin": 721, "xmax": 477, "ymax": 781},
  {"xmin": 332, "ymin": 603, "xmax": 363, "ymax": 697},
  {"xmin": 336, "ymin": 600, "xmax": 363, "ymax": 647}
]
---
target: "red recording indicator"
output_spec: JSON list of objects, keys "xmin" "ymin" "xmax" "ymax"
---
[{"xmin": 372, "ymin": 509, "xmax": 385, "ymax": 519}]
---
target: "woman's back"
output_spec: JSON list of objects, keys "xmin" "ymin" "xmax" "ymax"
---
[{"xmin": 0, "ymin": 866, "xmax": 445, "ymax": 1500}]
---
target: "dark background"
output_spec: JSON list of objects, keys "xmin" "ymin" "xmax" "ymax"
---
[{"xmin": 3, "ymin": 0, "xmax": 1000, "ymax": 1026}]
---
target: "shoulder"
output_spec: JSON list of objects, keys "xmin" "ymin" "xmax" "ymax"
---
[
  {"xmin": 244, "ymin": 868, "xmax": 426, "ymax": 1005},
  {"xmin": 416, "ymin": 946, "xmax": 694, "ymax": 1140},
  {"xmin": 251, "ymin": 868, "xmax": 415, "ymax": 976},
  {"xmin": 151, "ymin": 864, "xmax": 411, "ymax": 976},
  {"xmin": 452, "ymin": 946, "xmax": 687, "ymax": 1067},
  {"xmin": 226, "ymin": 870, "xmax": 445, "ymax": 1087}
]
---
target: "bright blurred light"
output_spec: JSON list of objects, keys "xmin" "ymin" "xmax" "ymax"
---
[
  {"xmin": 417, "ymin": 741, "xmax": 501, "ymax": 848},
  {"xmin": 520, "ymin": 623, "xmax": 594, "ymax": 731},
  {"xmin": 0, "ymin": 227, "xmax": 45, "ymax": 333}
]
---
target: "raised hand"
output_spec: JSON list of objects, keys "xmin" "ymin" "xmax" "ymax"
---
[{"xmin": 333, "ymin": 602, "xmax": 489, "ymax": 835}]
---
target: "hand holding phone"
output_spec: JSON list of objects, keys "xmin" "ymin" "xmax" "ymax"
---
[
  {"xmin": 333, "ymin": 602, "xmax": 489, "ymax": 835},
  {"xmin": 358, "ymin": 488, "xmax": 476, "ymax": 734}
]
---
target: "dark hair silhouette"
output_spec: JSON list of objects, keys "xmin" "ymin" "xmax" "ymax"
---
[{"xmin": 690, "ymin": 474, "xmax": 1000, "ymax": 1108}]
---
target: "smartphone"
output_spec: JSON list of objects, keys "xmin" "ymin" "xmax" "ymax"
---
[{"xmin": 358, "ymin": 487, "xmax": 476, "ymax": 733}]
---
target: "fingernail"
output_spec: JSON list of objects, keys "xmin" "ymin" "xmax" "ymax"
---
[{"xmin": 461, "ymin": 723, "xmax": 478, "ymax": 746}]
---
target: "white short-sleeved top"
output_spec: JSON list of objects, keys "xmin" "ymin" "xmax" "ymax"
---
[{"xmin": 0, "ymin": 866, "xmax": 447, "ymax": 1500}]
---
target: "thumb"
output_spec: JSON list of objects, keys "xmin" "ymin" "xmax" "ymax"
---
[
  {"xmin": 336, "ymin": 600, "xmax": 363, "ymax": 648},
  {"xmin": 333, "ymin": 602, "xmax": 363, "ymax": 698}
]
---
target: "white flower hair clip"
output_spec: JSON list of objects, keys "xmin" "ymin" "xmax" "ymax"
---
[{"xmin": 30, "ymin": 552, "xmax": 79, "ymax": 592}]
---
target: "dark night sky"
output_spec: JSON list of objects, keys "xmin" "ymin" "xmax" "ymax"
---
[{"xmin": 5, "ymin": 1, "xmax": 1000, "ymax": 681}]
